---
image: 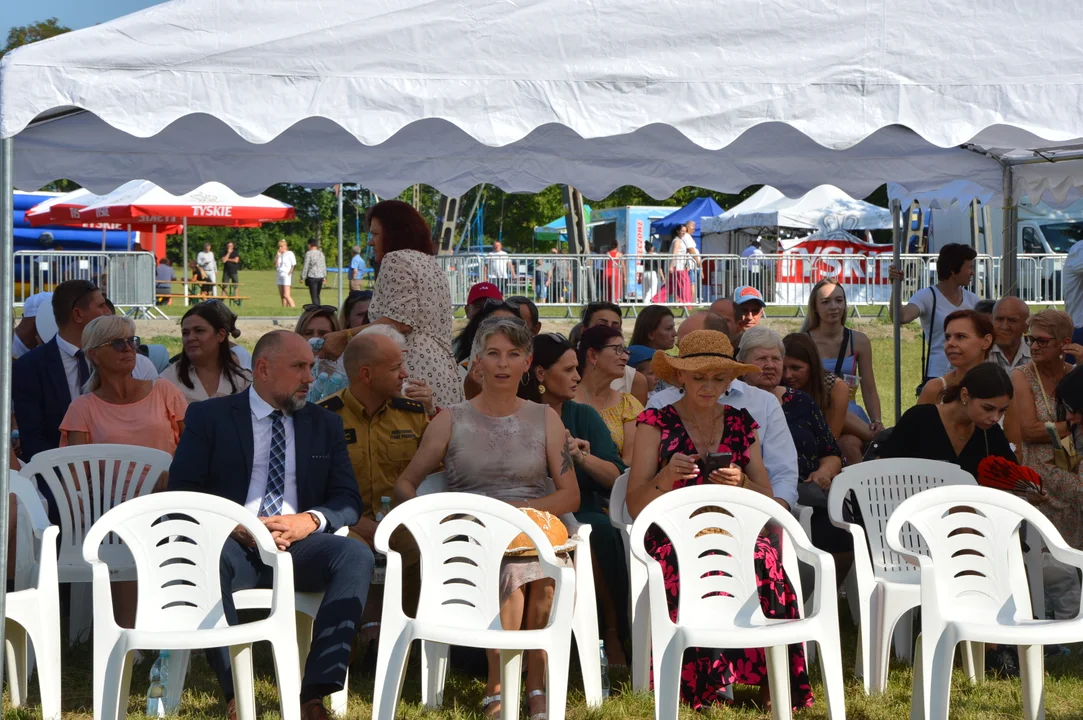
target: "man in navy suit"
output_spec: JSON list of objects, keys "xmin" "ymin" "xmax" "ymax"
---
[
  {"xmin": 13, "ymin": 279, "xmax": 160, "ymax": 462},
  {"xmin": 169, "ymin": 330, "xmax": 371, "ymax": 720}
]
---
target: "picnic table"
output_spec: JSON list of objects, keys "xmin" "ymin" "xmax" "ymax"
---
[{"xmin": 157, "ymin": 279, "xmax": 248, "ymax": 306}]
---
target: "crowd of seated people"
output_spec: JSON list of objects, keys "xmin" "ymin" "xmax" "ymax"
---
[{"xmin": 15, "ymin": 208, "xmax": 1083, "ymax": 719}]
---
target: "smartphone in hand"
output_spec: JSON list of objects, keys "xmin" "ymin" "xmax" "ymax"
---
[{"xmin": 697, "ymin": 452, "xmax": 733, "ymax": 478}]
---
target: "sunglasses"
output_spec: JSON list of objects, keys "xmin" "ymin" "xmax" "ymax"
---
[
  {"xmin": 541, "ymin": 332, "xmax": 569, "ymax": 343},
  {"xmin": 70, "ymin": 283, "xmax": 101, "ymax": 312},
  {"xmin": 347, "ymin": 290, "xmax": 373, "ymax": 302},
  {"xmin": 96, "ymin": 336, "xmax": 141, "ymax": 352},
  {"xmin": 303, "ymin": 304, "xmax": 339, "ymax": 314},
  {"xmin": 482, "ymin": 299, "xmax": 522, "ymax": 314}
]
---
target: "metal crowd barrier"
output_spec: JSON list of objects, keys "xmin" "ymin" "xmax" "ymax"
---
[
  {"xmin": 438, "ymin": 252, "xmax": 1059, "ymax": 313},
  {"xmin": 14, "ymin": 250, "xmax": 164, "ymax": 318}
]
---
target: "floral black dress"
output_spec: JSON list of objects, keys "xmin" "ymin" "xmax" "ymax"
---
[{"xmin": 637, "ymin": 405, "xmax": 813, "ymax": 711}]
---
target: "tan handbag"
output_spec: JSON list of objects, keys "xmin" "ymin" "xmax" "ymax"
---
[{"xmin": 1036, "ymin": 366, "xmax": 1081, "ymax": 472}]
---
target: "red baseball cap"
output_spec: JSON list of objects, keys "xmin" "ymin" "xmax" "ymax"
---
[{"xmin": 467, "ymin": 282, "xmax": 503, "ymax": 305}]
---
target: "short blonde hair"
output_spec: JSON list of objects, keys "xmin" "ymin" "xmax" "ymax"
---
[
  {"xmin": 1027, "ymin": 309, "xmax": 1074, "ymax": 342},
  {"xmin": 82, "ymin": 315, "xmax": 136, "ymax": 392}
]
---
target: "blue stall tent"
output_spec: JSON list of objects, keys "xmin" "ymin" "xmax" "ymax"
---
[
  {"xmin": 532, "ymin": 205, "xmax": 593, "ymax": 245},
  {"xmin": 650, "ymin": 196, "xmax": 724, "ymax": 247},
  {"xmin": 14, "ymin": 191, "xmax": 133, "ymax": 252}
]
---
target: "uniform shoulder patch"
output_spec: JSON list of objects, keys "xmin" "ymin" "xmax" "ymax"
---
[
  {"xmin": 318, "ymin": 394, "xmax": 345, "ymax": 412},
  {"xmin": 390, "ymin": 397, "xmax": 426, "ymax": 414}
]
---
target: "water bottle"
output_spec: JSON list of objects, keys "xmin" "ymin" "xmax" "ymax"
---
[
  {"xmin": 145, "ymin": 650, "xmax": 171, "ymax": 717},
  {"xmin": 372, "ymin": 497, "xmax": 392, "ymax": 584},
  {"xmin": 598, "ymin": 640, "xmax": 610, "ymax": 698}
]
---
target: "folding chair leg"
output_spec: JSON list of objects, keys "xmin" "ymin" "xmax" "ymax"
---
[
  {"xmin": 817, "ymin": 637, "xmax": 847, "ymax": 720},
  {"xmin": 546, "ymin": 639, "xmax": 572, "ymax": 720},
  {"xmin": 164, "ymin": 650, "xmax": 191, "ymax": 715},
  {"xmin": 654, "ymin": 639, "xmax": 684, "ymax": 720},
  {"xmin": 1018, "ymin": 644, "xmax": 1045, "ymax": 720},
  {"xmin": 270, "ymin": 636, "xmax": 302, "ymax": 720},
  {"xmin": 371, "ymin": 632, "xmax": 412, "ymax": 720}
]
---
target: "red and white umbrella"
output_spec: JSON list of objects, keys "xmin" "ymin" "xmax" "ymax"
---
[
  {"xmin": 25, "ymin": 186, "xmax": 183, "ymax": 252},
  {"xmin": 76, "ymin": 180, "xmax": 295, "ymax": 226}
]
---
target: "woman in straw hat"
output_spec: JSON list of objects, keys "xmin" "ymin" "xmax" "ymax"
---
[{"xmin": 625, "ymin": 330, "xmax": 813, "ymax": 711}]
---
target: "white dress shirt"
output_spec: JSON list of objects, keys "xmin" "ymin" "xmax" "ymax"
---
[
  {"xmin": 1064, "ymin": 240, "xmax": 1083, "ymax": 327},
  {"xmin": 989, "ymin": 341, "xmax": 1030, "ymax": 373},
  {"xmin": 55, "ymin": 334, "xmax": 158, "ymax": 400},
  {"xmin": 243, "ymin": 387, "xmax": 327, "ymax": 530},
  {"xmin": 646, "ymin": 379, "xmax": 800, "ymax": 508}
]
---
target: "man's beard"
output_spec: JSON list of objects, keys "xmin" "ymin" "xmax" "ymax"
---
[{"xmin": 274, "ymin": 391, "xmax": 308, "ymax": 414}]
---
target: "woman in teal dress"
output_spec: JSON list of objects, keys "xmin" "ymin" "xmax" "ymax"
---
[{"xmin": 519, "ymin": 332, "xmax": 630, "ymax": 666}]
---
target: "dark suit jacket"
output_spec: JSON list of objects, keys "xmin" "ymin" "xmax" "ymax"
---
[
  {"xmin": 168, "ymin": 390, "xmax": 363, "ymax": 532},
  {"xmin": 13, "ymin": 337, "xmax": 72, "ymax": 461}
]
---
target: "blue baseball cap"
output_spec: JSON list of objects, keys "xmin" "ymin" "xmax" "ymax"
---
[{"xmin": 627, "ymin": 344, "xmax": 656, "ymax": 368}]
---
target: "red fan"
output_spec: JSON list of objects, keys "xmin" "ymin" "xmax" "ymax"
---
[{"xmin": 977, "ymin": 456, "xmax": 1043, "ymax": 496}]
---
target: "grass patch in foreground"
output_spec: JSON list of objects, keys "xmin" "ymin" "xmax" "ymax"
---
[{"xmin": 7, "ymin": 608, "xmax": 1083, "ymax": 719}]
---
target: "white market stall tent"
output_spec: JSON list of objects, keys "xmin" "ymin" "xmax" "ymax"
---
[{"xmin": 4, "ymin": 0, "xmax": 1083, "ymax": 667}]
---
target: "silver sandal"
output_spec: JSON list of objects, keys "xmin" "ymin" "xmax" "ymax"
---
[
  {"xmin": 481, "ymin": 694, "xmax": 502, "ymax": 719},
  {"xmin": 527, "ymin": 689, "xmax": 547, "ymax": 720}
]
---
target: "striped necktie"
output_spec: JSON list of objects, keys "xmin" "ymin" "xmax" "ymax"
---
[{"xmin": 258, "ymin": 410, "xmax": 286, "ymax": 517}]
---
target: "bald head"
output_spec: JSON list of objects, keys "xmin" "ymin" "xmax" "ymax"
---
[
  {"xmin": 253, "ymin": 329, "xmax": 309, "ymax": 365},
  {"xmin": 677, "ymin": 311, "xmax": 730, "ymax": 345},
  {"xmin": 709, "ymin": 299, "xmax": 738, "ymax": 329},
  {"xmin": 251, "ymin": 330, "xmax": 314, "ymax": 413},
  {"xmin": 992, "ymin": 296, "xmax": 1030, "ymax": 353},
  {"xmin": 344, "ymin": 330, "xmax": 408, "ymax": 405}
]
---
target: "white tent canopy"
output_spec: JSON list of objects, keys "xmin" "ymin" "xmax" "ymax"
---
[
  {"xmin": 703, "ymin": 185, "xmax": 892, "ymax": 234},
  {"xmin": 3, "ymin": 0, "xmax": 1083, "ymax": 199}
]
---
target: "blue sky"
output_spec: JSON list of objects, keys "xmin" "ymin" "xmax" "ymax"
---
[{"xmin": 3, "ymin": 1, "xmax": 165, "ymax": 38}]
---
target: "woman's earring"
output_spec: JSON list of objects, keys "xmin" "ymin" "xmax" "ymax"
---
[
  {"xmin": 521, "ymin": 373, "xmax": 530, "ymax": 386},
  {"xmin": 538, "ymin": 384, "xmax": 547, "ymax": 395}
]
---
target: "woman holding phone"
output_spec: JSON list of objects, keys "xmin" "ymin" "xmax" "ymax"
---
[{"xmin": 625, "ymin": 330, "xmax": 813, "ymax": 712}]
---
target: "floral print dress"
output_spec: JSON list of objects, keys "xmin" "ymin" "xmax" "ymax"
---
[{"xmin": 637, "ymin": 405, "xmax": 813, "ymax": 711}]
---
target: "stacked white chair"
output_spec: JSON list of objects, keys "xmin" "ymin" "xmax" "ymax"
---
[
  {"xmin": 20, "ymin": 444, "xmax": 172, "ymax": 644},
  {"xmin": 162, "ymin": 527, "xmax": 352, "ymax": 718},
  {"xmin": 415, "ymin": 472, "xmax": 603, "ymax": 707},
  {"xmin": 886, "ymin": 485, "xmax": 1083, "ymax": 720},
  {"xmin": 371, "ymin": 492, "xmax": 575, "ymax": 720},
  {"xmin": 611, "ymin": 470, "xmax": 815, "ymax": 692},
  {"xmin": 4, "ymin": 472, "xmax": 62, "ymax": 720},
  {"xmin": 83, "ymin": 492, "xmax": 302, "ymax": 720},
  {"xmin": 827, "ymin": 458, "xmax": 977, "ymax": 694},
  {"xmin": 629, "ymin": 484, "xmax": 846, "ymax": 720}
]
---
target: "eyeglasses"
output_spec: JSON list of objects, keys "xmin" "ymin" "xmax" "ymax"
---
[
  {"xmin": 303, "ymin": 304, "xmax": 339, "ymax": 314},
  {"xmin": 603, "ymin": 344, "xmax": 630, "ymax": 356},
  {"xmin": 1024, "ymin": 335, "xmax": 1055, "ymax": 349},
  {"xmin": 96, "ymin": 336, "xmax": 141, "ymax": 352}
]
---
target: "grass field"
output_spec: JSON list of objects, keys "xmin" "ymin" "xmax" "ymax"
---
[{"xmin": 9, "ymin": 602, "xmax": 1083, "ymax": 719}]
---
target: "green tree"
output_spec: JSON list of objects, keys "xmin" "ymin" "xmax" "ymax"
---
[{"xmin": 3, "ymin": 18, "xmax": 70, "ymax": 57}]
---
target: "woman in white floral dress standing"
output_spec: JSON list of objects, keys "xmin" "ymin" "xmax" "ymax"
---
[{"xmin": 358, "ymin": 200, "xmax": 464, "ymax": 408}]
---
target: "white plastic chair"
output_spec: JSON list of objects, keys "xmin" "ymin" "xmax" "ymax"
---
[
  {"xmin": 629, "ymin": 485, "xmax": 845, "ymax": 720},
  {"xmin": 371, "ymin": 492, "xmax": 575, "ymax": 720},
  {"xmin": 827, "ymin": 458, "xmax": 978, "ymax": 694},
  {"xmin": 611, "ymin": 470, "xmax": 815, "ymax": 692},
  {"xmin": 83, "ymin": 491, "xmax": 301, "ymax": 720},
  {"xmin": 162, "ymin": 527, "xmax": 352, "ymax": 718},
  {"xmin": 416, "ymin": 472, "xmax": 603, "ymax": 707},
  {"xmin": 20, "ymin": 444, "xmax": 172, "ymax": 644},
  {"xmin": 5, "ymin": 472, "xmax": 62, "ymax": 720},
  {"xmin": 886, "ymin": 485, "xmax": 1083, "ymax": 720}
]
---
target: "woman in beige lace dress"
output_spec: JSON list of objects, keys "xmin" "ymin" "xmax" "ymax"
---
[
  {"xmin": 1005, "ymin": 309, "xmax": 1083, "ymax": 618},
  {"xmin": 319, "ymin": 200, "xmax": 464, "ymax": 408}
]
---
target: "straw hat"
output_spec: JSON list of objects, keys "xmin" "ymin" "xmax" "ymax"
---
[{"xmin": 651, "ymin": 330, "xmax": 759, "ymax": 387}]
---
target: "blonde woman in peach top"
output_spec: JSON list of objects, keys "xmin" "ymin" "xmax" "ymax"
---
[{"xmin": 59, "ymin": 315, "xmax": 188, "ymax": 629}]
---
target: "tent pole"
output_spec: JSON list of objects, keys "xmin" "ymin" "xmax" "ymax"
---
[
  {"xmin": 127, "ymin": 225, "xmax": 132, "ymax": 251},
  {"xmin": 183, "ymin": 217, "xmax": 189, "ymax": 305},
  {"xmin": 891, "ymin": 199, "xmax": 903, "ymax": 423},
  {"xmin": 1002, "ymin": 164, "xmax": 1017, "ymax": 297},
  {"xmin": 337, "ymin": 183, "xmax": 344, "ymax": 309},
  {"xmin": 0, "ymin": 136, "xmax": 16, "ymax": 685},
  {"xmin": 101, "ymin": 226, "xmax": 107, "ymax": 251}
]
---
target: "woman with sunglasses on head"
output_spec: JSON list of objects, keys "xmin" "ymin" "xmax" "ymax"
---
[
  {"xmin": 318, "ymin": 200, "xmax": 464, "ymax": 408},
  {"xmin": 60, "ymin": 315, "xmax": 189, "ymax": 630},
  {"xmin": 917, "ymin": 309, "xmax": 994, "ymax": 405},
  {"xmin": 519, "ymin": 332, "xmax": 629, "ymax": 667},
  {"xmin": 295, "ymin": 304, "xmax": 342, "ymax": 341},
  {"xmin": 160, "ymin": 302, "xmax": 251, "ymax": 404},
  {"xmin": 340, "ymin": 290, "xmax": 373, "ymax": 330},
  {"xmin": 575, "ymin": 325, "xmax": 644, "ymax": 465}
]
